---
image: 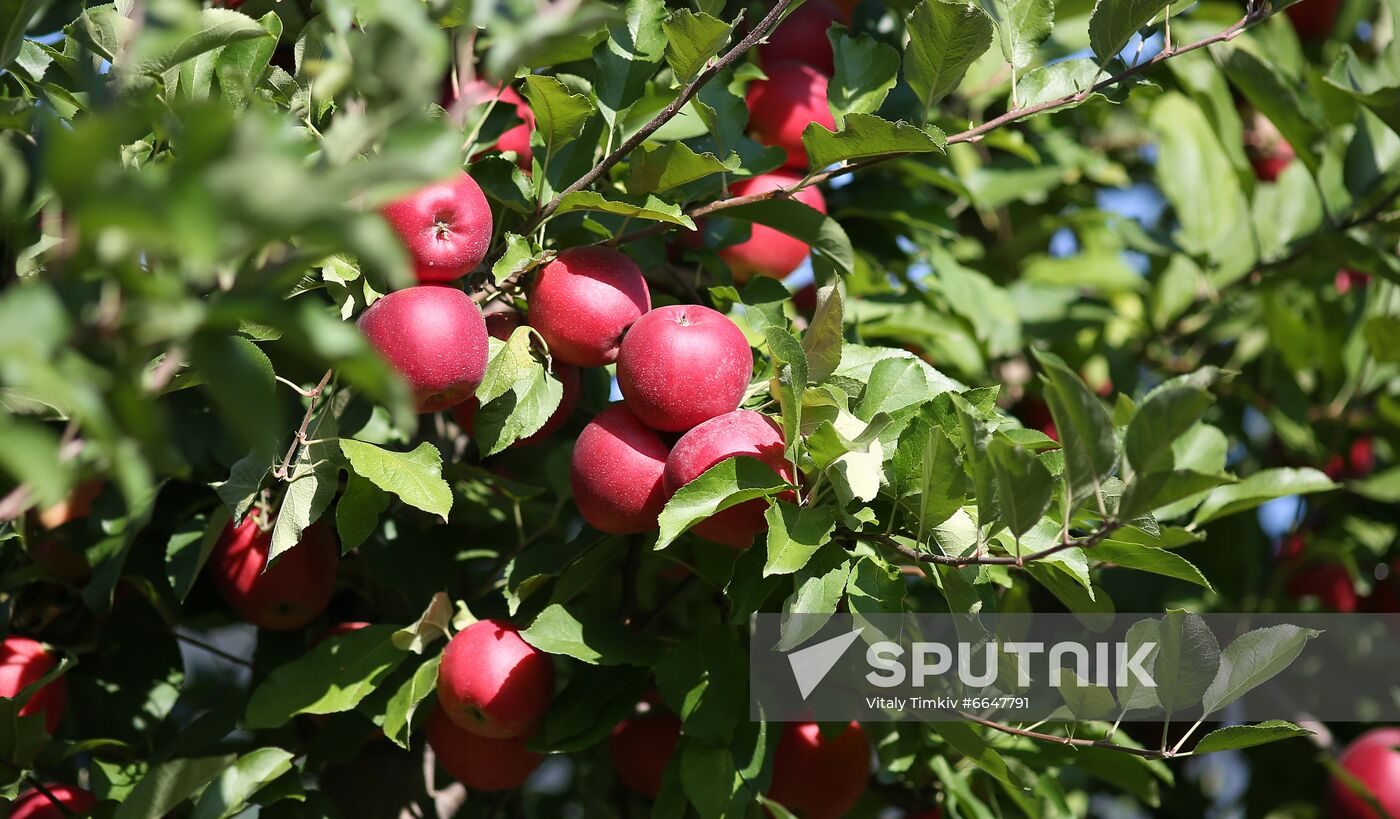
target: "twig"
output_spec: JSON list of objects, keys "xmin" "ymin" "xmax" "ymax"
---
[
  {"xmin": 855, "ymin": 519, "xmax": 1121, "ymax": 568},
  {"xmin": 529, "ymin": 0, "xmax": 801, "ymax": 227},
  {"xmin": 962, "ymin": 713, "xmax": 1173, "ymax": 759},
  {"xmin": 273, "ymin": 369, "xmax": 334, "ymax": 481},
  {"xmin": 173, "ymin": 629, "xmax": 255, "ymax": 669}
]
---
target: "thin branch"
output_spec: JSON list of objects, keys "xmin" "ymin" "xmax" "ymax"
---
[
  {"xmin": 962, "ymin": 713, "xmax": 1173, "ymax": 759},
  {"xmin": 854, "ymin": 519, "xmax": 1121, "ymax": 568},
  {"xmin": 273, "ymin": 369, "xmax": 334, "ymax": 481},
  {"xmin": 530, "ymin": 0, "xmax": 801, "ymax": 226},
  {"xmin": 25, "ymin": 778, "xmax": 77, "ymax": 817}
]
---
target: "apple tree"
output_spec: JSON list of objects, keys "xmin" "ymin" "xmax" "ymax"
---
[{"xmin": 2, "ymin": 0, "xmax": 1400, "ymax": 815}]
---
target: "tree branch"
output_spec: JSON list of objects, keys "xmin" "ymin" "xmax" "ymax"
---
[
  {"xmin": 273, "ymin": 369, "xmax": 334, "ymax": 481},
  {"xmin": 961, "ymin": 713, "xmax": 1173, "ymax": 759},
  {"xmin": 854, "ymin": 519, "xmax": 1122, "ymax": 568},
  {"xmin": 530, "ymin": 0, "xmax": 801, "ymax": 226}
]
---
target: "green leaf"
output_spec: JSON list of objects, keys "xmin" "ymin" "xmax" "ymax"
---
[
  {"xmin": 215, "ymin": 10, "xmax": 281, "ymax": 111},
  {"xmin": 977, "ymin": 0, "xmax": 1054, "ymax": 70},
  {"xmin": 128, "ymin": 8, "xmax": 272, "ymax": 75},
  {"xmin": 1057, "ymin": 669, "xmax": 1119, "ymax": 720},
  {"xmin": 763, "ymin": 501, "xmax": 837, "ymax": 576},
  {"xmin": 553, "ymin": 190, "xmax": 696, "ymax": 228},
  {"xmin": 1, "ymin": 0, "xmax": 47, "ymax": 71},
  {"xmin": 1034, "ymin": 350, "xmax": 1117, "ymax": 515},
  {"xmin": 521, "ymin": 74, "xmax": 595, "ymax": 149},
  {"xmin": 856, "ymin": 356, "xmax": 927, "ymax": 420},
  {"xmin": 765, "ymin": 325, "xmax": 807, "ymax": 466},
  {"xmin": 1124, "ymin": 381, "xmax": 1215, "ymax": 477},
  {"xmin": 269, "ymin": 449, "xmax": 339, "ymax": 563},
  {"xmin": 1192, "ymin": 467, "xmax": 1338, "ymax": 525},
  {"xmin": 1150, "ymin": 92, "xmax": 1254, "ymax": 272},
  {"xmin": 930, "ymin": 722, "xmax": 1013, "ymax": 785},
  {"xmin": 721, "ymin": 198, "xmax": 854, "ymax": 278},
  {"xmin": 1117, "ymin": 618, "xmax": 1161, "ymax": 715},
  {"xmin": 801, "ymin": 284, "xmax": 844, "ymax": 384},
  {"xmin": 335, "ymin": 471, "xmax": 388, "ymax": 553},
  {"xmin": 214, "ymin": 451, "xmax": 267, "ymax": 524},
  {"xmin": 1015, "ymin": 57, "xmax": 1144, "ymax": 109},
  {"xmin": 1088, "ymin": 0, "xmax": 1170, "ymax": 66},
  {"xmin": 988, "ymin": 435, "xmax": 1054, "ymax": 541},
  {"xmin": 1192, "ymin": 721, "xmax": 1313, "ymax": 754},
  {"xmin": 1364, "ymin": 316, "xmax": 1400, "ymax": 363},
  {"xmin": 827, "ymin": 30, "xmax": 899, "ymax": 127},
  {"xmin": 1119, "ymin": 470, "xmax": 1235, "ymax": 522},
  {"xmin": 1089, "ymin": 541, "xmax": 1212, "ymax": 590},
  {"xmin": 473, "ymin": 333, "xmax": 565, "ymax": 456},
  {"xmin": 892, "ymin": 414, "xmax": 965, "ymax": 541},
  {"xmin": 165, "ymin": 510, "xmax": 226, "ymax": 603},
  {"xmin": 593, "ymin": 0, "xmax": 666, "ymax": 129},
  {"xmin": 339, "ymin": 440, "xmax": 452, "ymax": 521},
  {"xmin": 189, "ymin": 335, "xmax": 277, "ymax": 458},
  {"xmin": 521, "ymin": 603, "xmax": 662, "ymax": 665},
  {"xmin": 627, "ymin": 141, "xmax": 738, "ymax": 194},
  {"xmin": 662, "ymin": 9, "xmax": 731, "ymax": 83},
  {"xmin": 530, "ymin": 664, "xmax": 649, "ymax": 752},
  {"xmin": 1351, "ymin": 466, "xmax": 1400, "ymax": 503},
  {"xmin": 113, "ymin": 756, "xmax": 238, "ymax": 819},
  {"xmin": 655, "ymin": 457, "xmax": 793, "ymax": 550},
  {"xmin": 189, "ymin": 748, "xmax": 294, "ymax": 819},
  {"xmin": 490, "ymin": 233, "xmax": 539, "ymax": 284},
  {"xmin": 1217, "ymin": 43, "xmax": 1325, "ymax": 172},
  {"xmin": 904, "ymin": 0, "xmax": 995, "ymax": 113},
  {"xmin": 1152, "ymin": 611, "xmax": 1220, "ymax": 715},
  {"xmin": 245, "ymin": 625, "xmax": 407, "ymax": 729},
  {"xmin": 778, "ymin": 544, "xmax": 853, "ymax": 651},
  {"xmin": 802, "ymin": 113, "xmax": 946, "ymax": 172},
  {"xmin": 1326, "ymin": 45, "xmax": 1400, "ymax": 136},
  {"xmin": 1200, "ymin": 625, "xmax": 1320, "ymax": 716},
  {"xmin": 383, "ymin": 654, "xmax": 441, "ymax": 749}
]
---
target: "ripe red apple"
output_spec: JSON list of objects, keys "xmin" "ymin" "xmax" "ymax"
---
[
  {"xmin": 8, "ymin": 784, "xmax": 98, "ymax": 819},
  {"xmin": 209, "ymin": 514, "xmax": 339, "ymax": 630},
  {"xmin": 1279, "ymin": 535, "xmax": 1359, "ymax": 613},
  {"xmin": 451, "ymin": 307, "xmax": 582, "ymax": 447},
  {"xmin": 436, "ymin": 619, "xmax": 554, "ymax": 738},
  {"xmin": 570, "ymin": 405, "xmax": 671, "ymax": 534},
  {"xmin": 746, "ymin": 63, "xmax": 836, "ymax": 169},
  {"xmin": 36, "ymin": 478, "xmax": 104, "ymax": 530},
  {"xmin": 1016, "ymin": 397, "xmax": 1058, "ymax": 441},
  {"xmin": 1287, "ymin": 0, "xmax": 1341, "ymax": 39},
  {"xmin": 792, "ymin": 283, "xmax": 818, "ymax": 319},
  {"xmin": 1336, "ymin": 269, "xmax": 1371, "ymax": 295},
  {"xmin": 0, "ymin": 636, "xmax": 68, "ymax": 734},
  {"xmin": 758, "ymin": 0, "xmax": 842, "ymax": 74},
  {"xmin": 358, "ymin": 285, "xmax": 490, "ymax": 413},
  {"xmin": 767, "ymin": 722, "xmax": 871, "ymax": 819},
  {"xmin": 616, "ymin": 305, "xmax": 753, "ymax": 432},
  {"xmin": 449, "ymin": 80, "xmax": 535, "ymax": 171},
  {"xmin": 1250, "ymin": 138, "xmax": 1295, "ymax": 183},
  {"xmin": 611, "ymin": 712, "xmax": 682, "ymax": 798},
  {"xmin": 663, "ymin": 410, "xmax": 795, "ymax": 548},
  {"xmin": 528, "ymin": 247, "xmax": 651, "ymax": 367},
  {"xmin": 426, "ymin": 705, "xmax": 543, "ymax": 791},
  {"xmin": 718, "ymin": 172, "xmax": 827, "ymax": 282},
  {"xmin": 1330, "ymin": 727, "xmax": 1400, "ymax": 819},
  {"xmin": 381, "ymin": 173, "xmax": 493, "ymax": 284}
]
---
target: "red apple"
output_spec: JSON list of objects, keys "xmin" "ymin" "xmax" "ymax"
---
[
  {"xmin": 0, "ymin": 636, "xmax": 68, "ymax": 734},
  {"xmin": 1280, "ymin": 535, "xmax": 1358, "ymax": 614},
  {"xmin": 758, "ymin": 0, "xmax": 843, "ymax": 74},
  {"xmin": 570, "ymin": 405, "xmax": 671, "ymax": 534},
  {"xmin": 616, "ymin": 305, "xmax": 753, "ymax": 433},
  {"xmin": 436, "ymin": 619, "xmax": 554, "ymax": 739},
  {"xmin": 1016, "ymin": 397, "xmax": 1058, "ymax": 441},
  {"xmin": 8, "ymin": 785, "xmax": 98, "ymax": 819},
  {"xmin": 451, "ymin": 307, "xmax": 581, "ymax": 447},
  {"xmin": 1250, "ymin": 138, "xmax": 1295, "ymax": 183},
  {"xmin": 767, "ymin": 722, "xmax": 871, "ymax": 819},
  {"xmin": 528, "ymin": 247, "xmax": 652, "ymax": 367},
  {"xmin": 662, "ymin": 410, "xmax": 795, "ymax": 548},
  {"xmin": 426, "ymin": 705, "xmax": 543, "ymax": 791},
  {"xmin": 1351, "ymin": 436, "xmax": 1376, "ymax": 476},
  {"xmin": 358, "ymin": 285, "xmax": 490, "ymax": 413},
  {"xmin": 746, "ymin": 63, "xmax": 836, "ymax": 169},
  {"xmin": 449, "ymin": 80, "xmax": 535, "ymax": 172},
  {"xmin": 1336, "ymin": 269, "xmax": 1371, "ymax": 295},
  {"xmin": 1330, "ymin": 727, "xmax": 1400, "ymax": 819},
  {"xmin": 1287, "ymin": 0, "xmax": 1341, "ymax": 39},
  {"xmin": 611, "ymin": 712, "xmax": 682, "ymax": 798},
  {"xmin": 718, "ymin": 172, "xmax": 827, "ymax": 282},
  {"xmin": 381, "ymin": 173, "xmax": 493, "ymax": 284},
  {"xmin": 792, "ymin": 283, "xmax": 818, "ymax": 318},
  {"xmin": 209, "ymin": 513, "xmax": 339, "ymax": 630},
  {"xmin": 36, "ymin": 478, "xmax": 105, "ymax": 530}
]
